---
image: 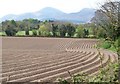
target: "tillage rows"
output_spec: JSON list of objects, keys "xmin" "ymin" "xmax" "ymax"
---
[{"xmin": 2, "ymin": 37, "xmax": 118, "ymax": 82}]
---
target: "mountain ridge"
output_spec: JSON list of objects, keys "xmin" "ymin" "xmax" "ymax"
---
[{"xmin": 0, "ymin": 7, "xmax": 96, "ymax": 23}]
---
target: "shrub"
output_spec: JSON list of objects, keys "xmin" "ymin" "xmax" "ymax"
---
[
  {"xmin": 32, "ymin": 30, "xmax": 37, "ymax": 36},
  {"xmin": 38, "ymin": 30, "xmax": 41, "ymax": 36},
  {"xmin": 25, "ymin": 29, "xmax": 29, "ymax": 36},
  {"xmin": 5, "ymin": 28, "xmax": 18, "ymax": 36},
  {"xmin": 102, "ymin": 41, "xmax": 111, "ymax": 49},
  {"xmin": 58, "ymin": 63, "xmax": 119, "ymax": 83}
]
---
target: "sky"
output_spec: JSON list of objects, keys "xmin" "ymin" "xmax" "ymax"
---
[{"xmin": 0, "ymin": 0, "xmax": 107, "ymax": 18}]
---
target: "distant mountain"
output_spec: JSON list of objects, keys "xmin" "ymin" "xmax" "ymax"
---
[
  {"xmin": 0, "ymin": 14, "xmax": 17, "ymax": 21},
  {"xmin": 62, "ymin": 8, "xmax": 96, "ymax": 23},
  {"xmin": 0, "ymin": 7, "xmax": 96, "ymax": 23},
  {"xmin": 34, "ymin": 7, "xmax": 66, "ymax": 20}
]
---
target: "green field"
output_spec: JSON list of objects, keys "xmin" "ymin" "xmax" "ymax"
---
[
  {"xmin": 16, "ymin": 31, "xmax": 25, "ymax": 35},
  {"xmin": 0, "ymin": 31, "xmax": 35, "ymax": 36},
  {"xmin": 0, "ymin": 32, "xmax": 6, "ymax": 36},
  {"xmin": 16, "ymin": 31, "xmax": 33, "ymax": 36}
]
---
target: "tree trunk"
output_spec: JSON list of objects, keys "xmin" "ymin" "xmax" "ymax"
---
[{"xmin": 118, "ymin": 2, "xmax": 120, "ymax": 83}]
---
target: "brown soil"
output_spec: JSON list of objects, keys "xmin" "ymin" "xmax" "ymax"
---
[{"xmin": 1, "ymin": 37, "xmax": 118, "ymax": 82}]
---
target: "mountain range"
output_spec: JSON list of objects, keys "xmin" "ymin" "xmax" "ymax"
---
[{"xmin": 0, "ymin": 7, "xmax": 96, "ymax": 23}]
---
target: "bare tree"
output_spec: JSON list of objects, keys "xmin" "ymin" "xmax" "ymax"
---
[
  {"xmin": 91, "ymin": 0, "xmax": 120, "ymax": 82},
  {"xmin": 92, "ymin": 1, "xmax": 120, "ymax": 40}
]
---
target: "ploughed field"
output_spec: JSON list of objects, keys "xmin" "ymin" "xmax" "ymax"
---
[{"xmin": 2, "ymin": 37, "xmax": 118, "ymax": 82}]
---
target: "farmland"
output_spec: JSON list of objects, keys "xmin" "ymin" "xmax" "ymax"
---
[{"xmin": 1, "ymin": 37, "xmax": 118, "ymax": 82}]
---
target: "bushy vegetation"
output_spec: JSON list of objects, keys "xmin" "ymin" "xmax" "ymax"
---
[
  {"xmin": 5, "ymin": 27, "xmax": 18, "ymax": 36},
  {"xmin": 1, "ymin": 19, "xmax": 91, "ymax": 38},
  {"xmin": 58, "ymin": 53, "xmax": 119, "ymax": 83},
  {"xmin": 25, "ymin": 29, "xmax": 29, "ymax": 36},
  {"xmin": 100, "ymin": 41, "xmax": 111, "ymax": 49},
  {"xmin": 58, "ymin": 63, "xmax": 118, "ymax": 83},
  {"xmin": 1, "ymin": 18, "xmax": 110, "ymax": 39},
  {"xmin": 32, "ymin": 30, "xmax": 37, "ymax": 36}
]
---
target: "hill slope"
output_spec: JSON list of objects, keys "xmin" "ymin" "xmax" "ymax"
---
[{"xmin": 0, "ymin": 7, "xmax": 96, "ymax": 23}]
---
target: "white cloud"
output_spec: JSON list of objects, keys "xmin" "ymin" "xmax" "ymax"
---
[{"xmin": 0, "ymin": 0, "xmax": 106, "ymax": 18}]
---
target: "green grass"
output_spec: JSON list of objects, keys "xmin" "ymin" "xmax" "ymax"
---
[
  {"xmin": 0, "ymin": 31, "xmax": 34, "ymax": 36},
  {"xmin": 16, "ymin": 31, "xmax": 33, "ymax": 36},
  {"xmin": 16, "ymin": 31, "xmax": 25, "ymax": 35},
  {"xmin": 98, "ymin": 39, "xmax": 117, "ymax": 52},
  {"xmin": 101, "ymin": 41, "xmax": 111, "ymax": 49},
  {"xmin": 0, "ymin": 32, "xmax": 2, "ymax": 36},
  {"xmin": 29, "ymin": 31, "xmax": 33, "ymax": 35},
  {"xmin": 109, "ymin": 45, "xmax": 116, "ymax": 52},
  {"xmin": 0, "ymin": 32, "xmax": 6, "ymax": 36}
]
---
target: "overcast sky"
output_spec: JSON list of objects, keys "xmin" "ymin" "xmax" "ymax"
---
[{"xmin": 0, "ymin": 0, "xmax": 108, "ymax": 18}]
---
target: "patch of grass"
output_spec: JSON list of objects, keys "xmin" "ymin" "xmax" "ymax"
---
[
  {"xmin": 0, "ymin": 32, "xmax": 6, "ymax": 36},
  {"xmin": 16, "ymin": 31, "xmax": 33, "ymax": 36},
  {"xmin": 0, "ymin": 32, "xmax": 2, "ymax": 36},
  {"xmin": 16, "ymin": 31, "xmax": 25, "ymax": 36},
  {"xmin": 102, "ymin": 41, "xmax": 111, "ymax": 49},
  {"xmin": 29, "ymin": 31, "xmax": 33, "ymax": 35},
  {"xmin": 98, "ymin": 39, "xmax": 117, "ymax": 52},
  {"xmin": 109, "ymin": 45, "xmax": 116, "ymax": 52}
]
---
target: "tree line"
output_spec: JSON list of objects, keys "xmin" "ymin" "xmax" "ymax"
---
[
  {"xmin": 1, "ymin": 19, "xmax": 92, "ymax": 38},
  {"xmin": 1, "ymin": 18, "xmax": 109, "ymax": 39}
]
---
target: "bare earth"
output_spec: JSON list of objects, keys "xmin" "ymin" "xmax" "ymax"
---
[{"xmin": 2, "ymin": 37, "xmax": 118, "ymax": 82}]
